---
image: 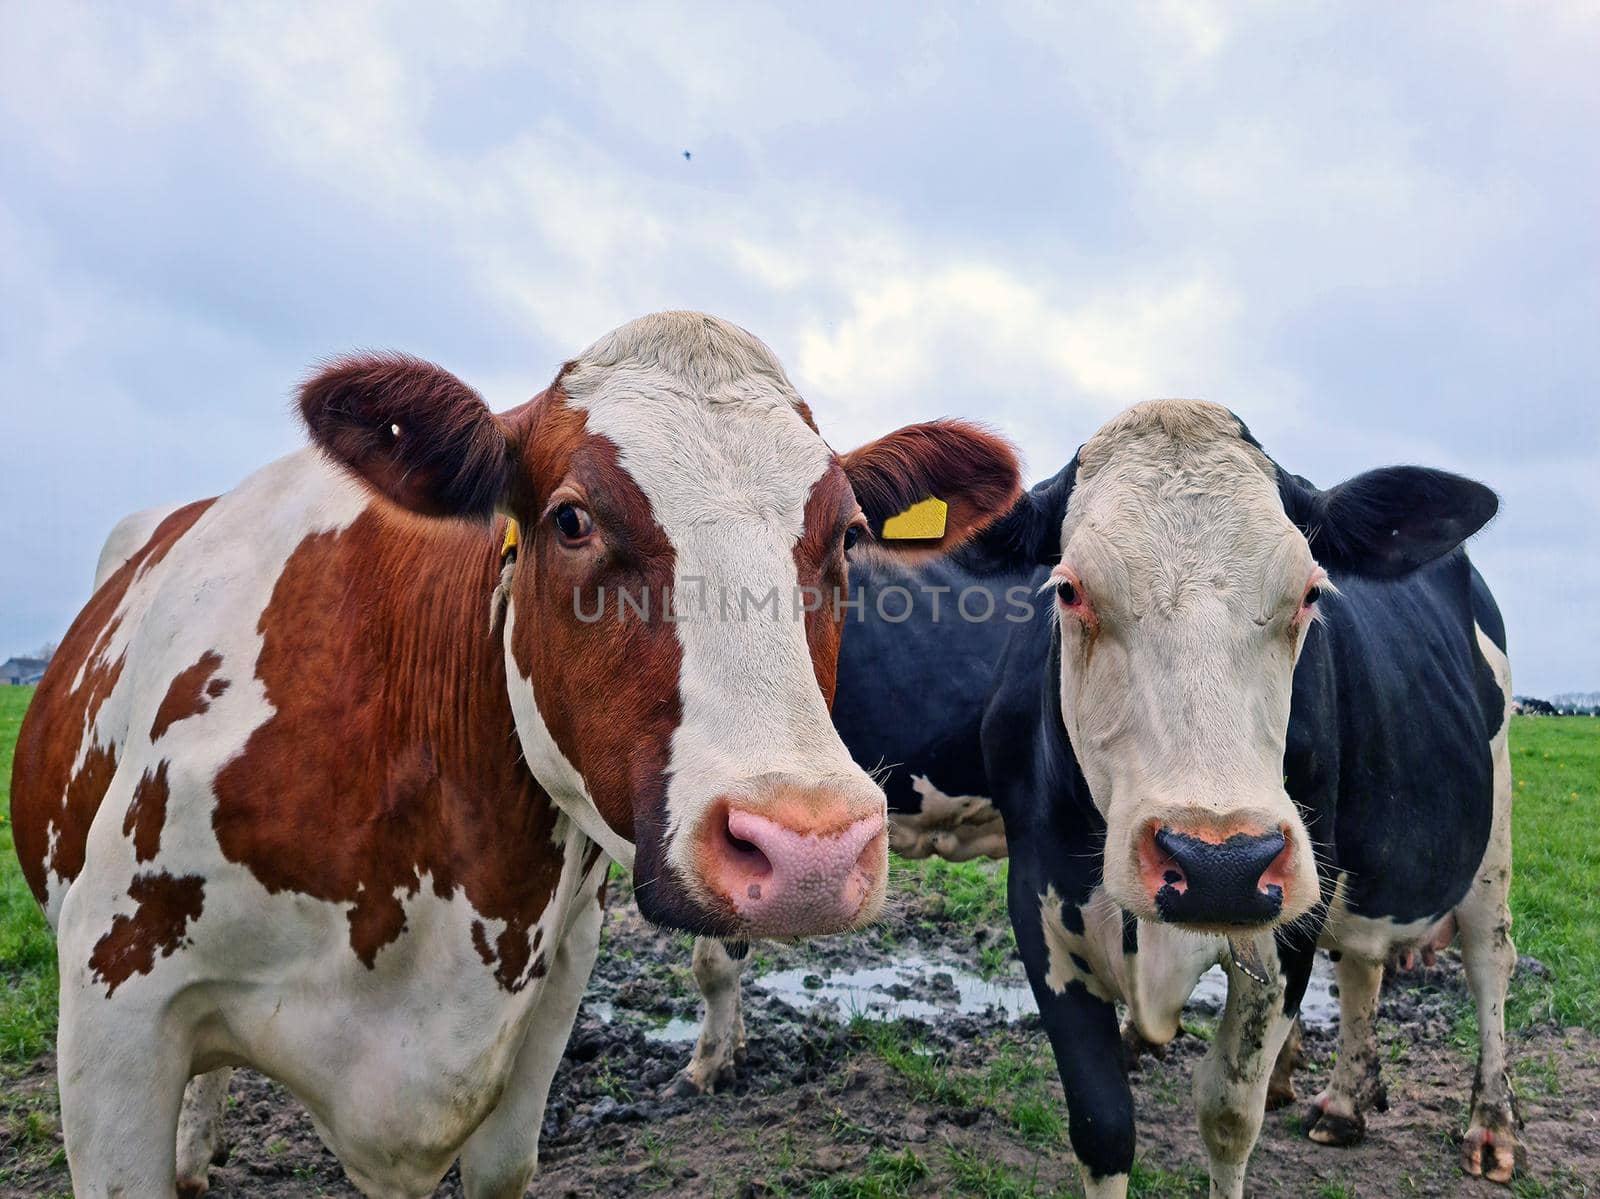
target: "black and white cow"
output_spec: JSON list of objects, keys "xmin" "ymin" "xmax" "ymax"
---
[
  {"xmin": 983, "ymin": 401, "xmax": 1512, "ymax": 1196},
  {"xmin": 683, "ymin": 399, "xmax": 1514, "ymax": 1197}
]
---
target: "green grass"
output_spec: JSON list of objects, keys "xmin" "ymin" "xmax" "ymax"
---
[
  {"xmin": 809, "ymin": 1148, "xmax": 930, "ymax": 1199},
  {"xmin": 890, "ymin": 853, "xmax": 1010, "ymax": 928},
  {"xmin": 1506, "ymin": 716, "xmax": 1600, "ymax": 1031},
  {"xmin": 0, "ymin": 686, "xmax": 58, "ymax": 1063},
  {"xmin": 1127, "ymin": 1159, "xmax": 1208, "ymax": 1197},
  {"xmin": 852, "ymin": 1018, "xmax": 1068, "ymax": 1146}
]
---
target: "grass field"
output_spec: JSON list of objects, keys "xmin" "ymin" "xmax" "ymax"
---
[
  {"xmin": 0, "ymin": 686, "xmax": 55, "ymax": 1064},
  {"xmin": 0, "ymin": 686, "xmax": 1596, "ymax": 1054}
]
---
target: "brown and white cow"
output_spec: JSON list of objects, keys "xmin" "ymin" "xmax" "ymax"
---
[{"xmin": 10, "ymin": 312, "xmax": 1020, "ymax": 1198}]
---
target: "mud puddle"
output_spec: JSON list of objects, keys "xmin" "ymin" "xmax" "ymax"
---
[{"xmin": 595, "ymin": 946, "xmax": 1340, "ymax": 1042}]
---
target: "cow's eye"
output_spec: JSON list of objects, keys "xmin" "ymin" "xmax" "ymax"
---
[
  {"xmin": 553, "ymin": 503, "xmax": 593, "ymax": 543},
  {"xmin": 1303, "ymin": 585, "xmax": 1323, "ymax": 607},
  {"xmin": 1055, "ymin": 579, "xmax": 1077, "ymax": 606},
  {"xmin": 843, "ymin": 526, "xmax": 860, "ymax": 552}
]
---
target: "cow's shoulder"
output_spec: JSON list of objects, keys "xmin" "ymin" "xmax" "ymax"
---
[{"xmin": 201, "ymin": 461, "xmax": 566, "ymax": 988}]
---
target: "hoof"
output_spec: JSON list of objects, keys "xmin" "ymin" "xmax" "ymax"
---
[
  {"xmin": 176, "ymin": 1180, "xmax": 208, "ymax": 1199},
  {"xmin": 665, "ymin": 1069, "xmax": 710, "ymax": 1098},
  {"xmin": 1304, "ymin": 1096, "xmax": 1366, "ymax": 1146},
  {"xmin": 1462, "ymin": 1125, "xmax": 1518, "ymax": 1185},
  {"xmin": 665, "ymin": 1060, "xmax": 736, "ymax": 1098}
]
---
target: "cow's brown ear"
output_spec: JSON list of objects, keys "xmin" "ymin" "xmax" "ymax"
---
[
  {"xmin": 299, "ymin": 353, "xmax": 512, "ymax": 521},
  {"xmin": 840, "ymin": 420, "xmax": 1022, "ymax": 557}
]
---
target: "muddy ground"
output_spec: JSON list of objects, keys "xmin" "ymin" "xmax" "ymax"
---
[{"xmin": 3, "ymin": 871, "xmax": 1597, "ymax": 1198}]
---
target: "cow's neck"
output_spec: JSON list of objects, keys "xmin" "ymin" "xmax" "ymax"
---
[{"xmin": 346, "ymin": 508, "xmax": 570, "ymax": 877}]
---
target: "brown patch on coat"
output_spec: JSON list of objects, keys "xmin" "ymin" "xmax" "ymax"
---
[
  {"xmin": 211, "ymin": 505, "xmax": 566, "ymax": 992},
  {"xmin": 150, "ymin": 651, "xmax": 228, "ymax": 742},
  {"xmin": 87, "ymin": 871, "xmax": 206, "ymax": 995},
  {"xmin": 11, "ymin": 499, "xmax": 215, "ymax": 905},
  {"xmin": 793, "ymin": 462, "xmax": 856, "ymax": 708},
  {"xmin": 123, "ymin": 761, "xmax": 171, "ymax": 863},
  {"xmin": 505, "ymin": 393, "xmax": 683, "ymax": 844}
]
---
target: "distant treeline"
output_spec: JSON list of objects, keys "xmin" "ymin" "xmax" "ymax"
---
[{"xmin": 1516, "ymin": 694, "xmax": 1600, "ymax": 717}]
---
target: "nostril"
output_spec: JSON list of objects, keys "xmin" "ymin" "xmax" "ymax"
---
[
  {"xmin": 721, "ymin": 816, "xmax": 773, "ymax": 879},
  {"xmin": 853, "ymin": 828, "xmax": 885, "ymax": 876}
]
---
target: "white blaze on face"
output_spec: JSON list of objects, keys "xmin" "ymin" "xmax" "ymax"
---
[
  {"xmin": 549, "ymin": 314, "xmax": 878, "ymax": 884},
  {"xmin": 1053, "ymin": 401, "xmax": 1320, "ymax": 922}
]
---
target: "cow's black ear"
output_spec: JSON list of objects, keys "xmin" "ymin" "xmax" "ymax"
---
[
  {"xmin": 1285, "ymin": 465, "xmax": 1498, "ymax": 579},
  {"xmin": 956, "ymin": 457, "xmax": 1077, "ymax": 574}
]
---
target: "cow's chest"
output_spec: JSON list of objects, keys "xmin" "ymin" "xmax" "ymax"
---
[{"xmin": 217, "ymin": 831, "xmax": 605, "ymax": 1191}]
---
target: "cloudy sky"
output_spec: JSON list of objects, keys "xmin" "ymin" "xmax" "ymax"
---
[{"xmin": 2, "ymin": 2, "xmax": 1596, "ymax": 694}]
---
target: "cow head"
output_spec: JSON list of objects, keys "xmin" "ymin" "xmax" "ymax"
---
[
  {"xmin": 996, "ymin": 400, "xmax": 1496, "ymax": 933},
  {"xmin": 301, "ymin": 312, "xmax": 1020, "ymax": 939}
]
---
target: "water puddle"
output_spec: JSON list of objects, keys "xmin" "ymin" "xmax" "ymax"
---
[
  {"xmin": 596, "ymin": 950, "xmax": 1338, "ymax": 1043},
  {"xmin": 752, "ymin": 955, "xmax": 1037, "ymax": 1026}
]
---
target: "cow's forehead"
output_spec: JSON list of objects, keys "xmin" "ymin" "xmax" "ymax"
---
[
  {"xmin": 570, "ymin": 384, "xmax": 833, "ymax": 536},
  {"xmin": 559, "ymin": 315, "xmax": 833, "ymax": 537},
  {"xmin": 1065, "ymin": 400, "xmax": 1300, "ymax": 587}
]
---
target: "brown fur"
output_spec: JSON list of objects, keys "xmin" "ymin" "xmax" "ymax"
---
[
  {"xmin": 507, "ymin": 392, "xmax": 682, "ymax": 843},
  {"xmin": 299, "ymin": 354, "xmax": 513, "ymax": 520},
  {"xmin": 210, "ymin": 508, "xmax": 566, "ymax": 990},
  {"xmin": 794, "ymin": 463, "xmax": 857, "ymax": 707},
  {"xmin": 11, "ymin": 499, "xmax": 215, "ymax": 904},
  {"xmin": 840, "ymin": 420, "xmax": 1021, "ymax": 556},
  {"xmin": 123, "ymin": 761, "xmax": 170, "ymax": 864},
  {"xmin": 87, "ymin": 871, "xmax": 206, "ymax": 996},
  {"xmin": 149, "ymin": 651, "xmax": 228, "ymax": 742}
]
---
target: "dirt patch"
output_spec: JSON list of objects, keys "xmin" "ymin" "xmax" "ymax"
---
[{"xmin": 4, "ymin": 888, "xmax": 1597, "ymax": 1197}]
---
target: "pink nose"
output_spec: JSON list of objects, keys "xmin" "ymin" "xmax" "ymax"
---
[{"xmin": 702, "ymin": 800, "xmax": 885, "ymax": 936}]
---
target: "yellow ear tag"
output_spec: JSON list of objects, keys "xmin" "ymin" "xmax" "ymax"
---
[
  {"xmin": 881, "ymin": 496, "xmax": 948, "ymax": 540},
  {"xmin": 500, "ymin": 518, "xmax": 520, "ymax": 560}
]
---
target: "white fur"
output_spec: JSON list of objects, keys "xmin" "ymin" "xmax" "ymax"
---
[
  {"xmin": 91, "ymin": 502, "xmax": 183, "ymax": 591},
  {"xmin": 556, "ymin": 313, "xmax": 882, "ymax": 894},
  {"xmin": 675, "ymin": 937, "xmax": 748, "ymax": 1096},
  {"xmin": 1052, "ymin": 400, "xmax": 1320, "ymax": 924},
  {"xmin": 1037, "ymin": 887, "xmax": 1116, "ymax": 1003}
]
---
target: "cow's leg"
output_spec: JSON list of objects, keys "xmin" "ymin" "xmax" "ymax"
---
[
  {"xmin": 1304, "ymin": 952, "xmax": 1385, "ymax": 1145},
  {"xmin": 669, "ymin": 937, "xmax": 747, "ymax": 1096},
  {"xmin": 1265, "ymin": 1015, "xmax": 1303, "ymax": 1110},
  {"xmin": 58, "ymin": 990, "xmax": 192, "ymax": 1197},
  {"xmin": 175, "ymin": 1067, "xmax": 234, "ymax": 1194},
  {"xmin": 1455, "ymin": 699, "xmax": 1518, "ymax": 1184},
  {"xmin": 459, "ymin": 890, "xmax": 604, "ymax": 1199},
  {"xmin": 1012, "ymin": 877, "xmax": 1133, "ymax": 1198},
  {"xmin": 1192, "ymin": 937, "xmax": 1299, "ymax": 1199}
]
